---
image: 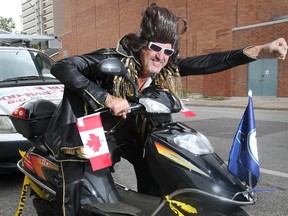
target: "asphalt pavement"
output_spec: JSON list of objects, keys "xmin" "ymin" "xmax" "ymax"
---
[{"xmin": 182, "ymin": 96, "xmax": 288, "ymax": 111}]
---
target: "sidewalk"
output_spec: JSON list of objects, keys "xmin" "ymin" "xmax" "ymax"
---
[{"xmin": 182, "ymin": 96, "xmax": 288, "ymax": 111}]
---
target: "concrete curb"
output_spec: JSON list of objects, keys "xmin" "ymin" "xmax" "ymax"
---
[{"xmin": 182, "ymin": 97, "xmax": 288, "ymax": 111}]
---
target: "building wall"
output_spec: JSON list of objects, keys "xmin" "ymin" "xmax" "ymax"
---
[
  {"xmin": 57, "ymin": 0, "xmax": 288, "ymax": 97},
  {"xmin": 59, "ymin": 0, "xmax": 148, "ymax": 57},
  {"xmin": 183, "ymin": 0, "xmax": 236, "ymax": 96},
  {"xmin": 236, "ymin": 0, "xmax": 288, "ymax": 26},
  {"xmin": 232, "ymin": 21, "xmax": 288, "ymax": 97}
]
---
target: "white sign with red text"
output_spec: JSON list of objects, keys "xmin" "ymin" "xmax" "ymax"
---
[{"xmin": 0, "ymin": 85, "xmax": 64, "ymax": 115}]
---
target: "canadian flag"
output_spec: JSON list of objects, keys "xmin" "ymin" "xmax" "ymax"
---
[
  {"xmin": 181, "ymin": 106, "xmax": 197, "ymax": 118},
  {"xmin": 76, "ymin": 113, "xmax": 112, "ymax": 171},
  {"xmin": 180, "ymin": 100, "xmax": 197, "ymax": 118}
]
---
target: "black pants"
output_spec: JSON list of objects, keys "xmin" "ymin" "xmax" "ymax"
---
[
  {"xmin": 54, "ymin": 161, "xmax": 85, "ymax": 216},
  {"xmin": 110, "ymin": 114, "xmax": 161, "ymax": 196}
]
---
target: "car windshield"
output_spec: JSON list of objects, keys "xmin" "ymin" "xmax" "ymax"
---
[{"xmin": 0, "ymin": 49, "xmax": 55, "ymax": 81}]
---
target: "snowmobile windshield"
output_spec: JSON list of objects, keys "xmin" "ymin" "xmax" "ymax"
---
[{"xmin": 138, "ymin": 85, "xmax": 182, "ymax": 114}]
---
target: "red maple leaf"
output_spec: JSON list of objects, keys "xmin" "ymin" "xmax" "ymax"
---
[{"xmin": 86, "ymin": 133, "xmax": 101, "ymax": 152}]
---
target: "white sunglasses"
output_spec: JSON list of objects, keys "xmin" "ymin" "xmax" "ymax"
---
[{"xmin": 148, "ymin": 42, "xmax": 175, "ymax": 56}]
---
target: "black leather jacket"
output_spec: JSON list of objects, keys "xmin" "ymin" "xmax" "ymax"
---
[{"xmin": 45, "ymin": 39, "xmax": 255, "ymax": 161}]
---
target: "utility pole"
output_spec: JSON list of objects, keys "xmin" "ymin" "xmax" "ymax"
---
[{"xmin": 28, "ymin": 0, "xmax": 43, "ymax": 34}]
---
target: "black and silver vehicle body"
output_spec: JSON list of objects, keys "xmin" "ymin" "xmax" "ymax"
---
[{"xmin": 11, "ymin": 58, "xmax": 256, "ymax": 216}]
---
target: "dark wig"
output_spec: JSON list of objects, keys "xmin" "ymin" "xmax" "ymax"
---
[{"xmin": 121, "ymin": 3, "xmax": 187, "ymax": 64}]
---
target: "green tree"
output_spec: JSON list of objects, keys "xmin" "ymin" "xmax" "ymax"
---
[{"xmin": 0, "ymin": 16, "xmax": 16, "ymax": 33}]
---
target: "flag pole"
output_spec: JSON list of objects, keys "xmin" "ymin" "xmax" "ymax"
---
[
  {"xmin": 248, "ymin": 90, "xmax": 252, "ymax": 98},
  {"xmin": 248, "ymin": 171, "xmax": 253, "ymax": 189},
  {"xmin": 248, "ymin": 90, "xmax": 253, "ymax": 190}
]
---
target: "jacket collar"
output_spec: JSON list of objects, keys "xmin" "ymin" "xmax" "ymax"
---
[{"xmin": 115, "ymin": 37, "xmax": 141, "ymax": 67}]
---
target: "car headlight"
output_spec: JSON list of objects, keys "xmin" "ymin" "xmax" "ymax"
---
[
  {"xmin": 173, "ymin": 133, "xmax": 214, "ymax": 155},
  {"xmin": 0, "ymin": 116, "xmax": 16, "ymax": 133}
]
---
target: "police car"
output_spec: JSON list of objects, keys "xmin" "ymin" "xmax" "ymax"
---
[{"xmin": 0, "ymin": 45, "xmax": 63, "ymax": 172}]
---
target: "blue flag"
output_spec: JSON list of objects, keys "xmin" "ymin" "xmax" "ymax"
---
[{"xmin": 228, "ymin": 90, "xmax": 259, "ymax": 188}]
